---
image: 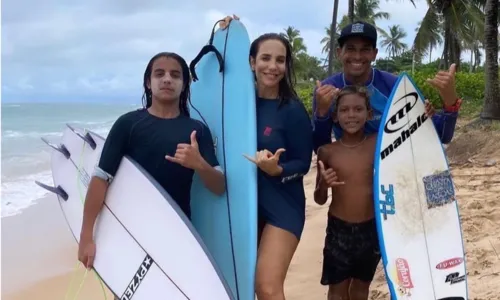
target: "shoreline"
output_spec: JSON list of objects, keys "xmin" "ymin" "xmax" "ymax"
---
[{"xmin": 1, "ymin": 195, "xmax": 79, "ymax": 295}]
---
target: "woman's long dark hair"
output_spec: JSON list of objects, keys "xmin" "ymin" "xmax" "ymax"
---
[
  {"xmin": 142, "ymin": 52, "xmax": 191, "ymax": 116},
  {"xmin": 249, "ymin": 33, "xmax": 298, "ymax": 106}
]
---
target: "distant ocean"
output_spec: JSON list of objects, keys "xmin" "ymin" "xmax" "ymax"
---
[{"xmin": 1, "ymin": 102, "xmax": 140, "ymax": 218}]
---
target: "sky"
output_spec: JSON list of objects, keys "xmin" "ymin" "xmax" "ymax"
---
[{"xmin": 1, "ymin": 0, "xmax": 461, "ymax": 103}]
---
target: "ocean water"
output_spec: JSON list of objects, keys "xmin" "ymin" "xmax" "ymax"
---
[{"xmin": 1, "ymin": 102, "xmax": 140, "ymax": 218}]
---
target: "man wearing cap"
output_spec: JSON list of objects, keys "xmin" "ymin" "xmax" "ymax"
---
[{"xmin": 312, "ymin": 21, "xmax": 462, "ymax": 152}]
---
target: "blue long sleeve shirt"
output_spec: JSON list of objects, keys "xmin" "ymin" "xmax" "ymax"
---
[
  {"xmin": 256, "ymin": 97, "xmax": 313, "ymax": 238},
  {"xmin": 312, "ymin": 69, "xmax": 459, "ymax": 153}
]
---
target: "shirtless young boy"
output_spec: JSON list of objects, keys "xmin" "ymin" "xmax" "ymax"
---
[{"xmin": 314, "ymin": 85, "xmax": 379, "ymax": 300}]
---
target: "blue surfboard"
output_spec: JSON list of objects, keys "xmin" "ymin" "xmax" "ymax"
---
[{"xmin": 188, "ymin": 20, "xmax": 258, "ymax": 300}]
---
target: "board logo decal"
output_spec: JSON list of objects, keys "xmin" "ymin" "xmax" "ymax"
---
[
  {"xmin": 436, "ymin": 257, "xmax": 464, "ymax": 270},
  {"xmin": 380, "ymin": 91, "xmax": 429, "ymax": 161},
  {"xmin": 422, "ymin": 170, "xmax": 455, "ymax": 209},
  {"xmin": 384, "ymin": 92, "xmax": 418, "ymax": 134},
  {"xmin": 77, "ymin": 166, "xmax": 91, "ymax": 188},
  {"xmin": 121, "ymin": 254, "xmax": 154, "ymax": 300},
  {"xmin": 389, "ymin": 258, "xmax": 414, "ymax": 297},
  {"xmin": 379, "ymin": 184, "xmax": 395, "ymax": 220},
  {"xmin": 445, "ymin": 272, "xmax": 466, "ymax": 285}
]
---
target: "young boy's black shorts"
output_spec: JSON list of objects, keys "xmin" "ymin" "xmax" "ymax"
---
[{"xmin": 320, "ymin": 214, "xmax": 381, "ymax": 285}]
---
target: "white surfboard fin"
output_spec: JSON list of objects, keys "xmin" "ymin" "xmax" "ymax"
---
[
  {"xmin": 41, "ymin": 137, "xmax": 71, "ymax": 159},
  {"xmin": 66, "ymin": 124, "xmax": 97, "ymax": 150},
  {"xmin": 34, "ymin": 181, "xmax": 69, "ymax": 201}
]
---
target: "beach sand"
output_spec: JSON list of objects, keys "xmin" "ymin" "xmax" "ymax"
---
[{"xmin": 3, "ymin": 129, "xmax": 500, "ymax": 300}]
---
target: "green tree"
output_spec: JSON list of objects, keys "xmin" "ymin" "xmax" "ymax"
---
[
  {"xmin": 414, "ymin": 20, "xmax": 443, "ymax": 63},
  {"xmin": 280, "ymin": 27, "xmax": 326, "ymax": 81},
  {"xmin": 379, "ymin": 25, "xmax": 408, "ymax": 58},
  {"xmin": 280, "ymin": 26, "xmax": 307, "ymax": 59},
  {"xmin": 481, "ymin": 0, "xmax": 500, "ymax": 119},
  {"xmin": 327, "ymin": 0, "xmax": 340, "ymax": 75},
  {"xmin": 354, "ymin": 0, "xmax": 391, "ymax": 31},
  {"xmin": 412, "ymin": 0, "xmax": 485, "ymax": 70},
  {"xmin": 348, "ymin": 0, "xmax": 355, "ymax": 23}
]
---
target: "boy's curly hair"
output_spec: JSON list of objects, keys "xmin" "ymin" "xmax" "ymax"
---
[{"xmin": 334, "ymin": 85, "xmax": 372, "ymax": 115}]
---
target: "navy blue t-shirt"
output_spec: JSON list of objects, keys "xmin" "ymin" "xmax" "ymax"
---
[{"xmin": 96, "ymin": 109, "xmax": 219, "ymax": 218}]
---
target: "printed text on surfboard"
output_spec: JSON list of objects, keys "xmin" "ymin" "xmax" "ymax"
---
[
  {"xmin": 121, "ymin": 255, "xmax": 154, "ymax": 300},
  {"xmin": 381, "ymin": 92, "xmax": 429, "ymax": 161}
]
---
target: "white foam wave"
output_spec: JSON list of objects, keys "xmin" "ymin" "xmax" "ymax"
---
[
  {"xmin": 1, "ymin": 125, "xmax": 112, "ymax": 218},
  {"xmin": 2, "ymin": 130, "xmax": 62, "ymax": 139},
  {"xmin": 1, "ymin": 170, "xmax": 54, "ymax": 218}
]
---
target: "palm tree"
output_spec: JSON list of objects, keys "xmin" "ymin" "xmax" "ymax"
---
[
  {"xmin": 463, "ymin": 22, "xmax": 484, "ymax": 72},
  {"xmin": 481, "ymin": 0, "xmax": 500, "ymax": 119},
  {"xmin": 380, "ymin": 25, "xmax": 408, "ymax": 58},
  {"xmin": 355, "ymin": 0, "xmax": 391, "ymax": 24},
  {"xmin": 349, "ymin": 0, "xmax": 391, "ymax": 36},
  {"xmin": 412, "ymin": 0, "xmax": 485, "ymax": 70},
  {"xmin": 414, "ymin": 20, "xmax": 443, "ymax": 63},
  {"xmin": 321, "ymin": 16, "xmax": 351, "ymax": 55},
  {"xmin": 348, "ymin": 0, "xmax": 355, "ymax": 22},
  {"xmin": 279, "ymin": 26, "xmax": 307, "ymax": 59},
  {"xmin": 328, "ymin": 0, "xmax": 340, "ymax": 75},
  {"xmin": 324, "ymin": 0, "xmax": 390, "ymax": 52}
]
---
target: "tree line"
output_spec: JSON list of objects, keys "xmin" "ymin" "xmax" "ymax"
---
[{"xmin": 278, "ymin": 0, "xmax": 499, "ymax": 121}]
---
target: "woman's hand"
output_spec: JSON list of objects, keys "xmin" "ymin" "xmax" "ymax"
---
[{"xmin": 243, "ymin": 148, "xmax": 285, "ymax": 176}]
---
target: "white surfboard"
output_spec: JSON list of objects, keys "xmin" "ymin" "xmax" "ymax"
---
[
  {"xmin": 36, "ymin": 124, "xmax": 234, "ymax": 300},
  {"xmin": 373, "ymin": 73, "xmax": 468, "ymax": 300}
]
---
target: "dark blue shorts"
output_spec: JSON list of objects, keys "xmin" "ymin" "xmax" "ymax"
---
[
  {"xmin": 321, "ymin": 214, "xmax": 381, "ymax": 285},
  {"xmin": 258, "ymin": 200, "xmax": 305, "ymax": 241}
]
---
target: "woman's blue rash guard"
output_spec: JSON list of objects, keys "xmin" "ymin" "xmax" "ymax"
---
[
  {"xmin": 256, "ymin": 96, "xmax": 314, "ymax": 240},
  {"xmin": 311, "ymin": 69, "xmax": 459, "ymax": 153}
]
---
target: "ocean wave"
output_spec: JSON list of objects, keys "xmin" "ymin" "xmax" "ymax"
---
[
  {"xmin": 1, "ymin": 170, "xmax": 54, "ymax": 218},
  {"xmin": 2, "ymin": 130, "xmax": 62, "ymax": 139},
  {"xmin": 1, "ymin": 125, "xmax": 112, "ymax": 218}
]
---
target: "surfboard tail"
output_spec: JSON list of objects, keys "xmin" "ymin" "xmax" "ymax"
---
[
  {"xmin": 66, "ymin": 123, "xmax": 97, "ymax": 150},
  {"xmin": 41, "ymin": 137, "xmax": 71, "ymax": 159},
  {"xmin": 34, "ymin": 181, "xmax": 69, "ymax": 201}
]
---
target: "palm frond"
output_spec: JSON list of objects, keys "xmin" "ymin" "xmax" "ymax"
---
[{"xmin": 413, "ymin": 6, "xmax": 442, "ymax": 57}]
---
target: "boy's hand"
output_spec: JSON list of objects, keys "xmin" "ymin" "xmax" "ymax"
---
[
  {"xmin": 318, "ymin": 161, "xmax": 345, "ymax": 187},
  {"xmin": 165, "ymin": 131, "xmax": 204, "ymax": 171}
]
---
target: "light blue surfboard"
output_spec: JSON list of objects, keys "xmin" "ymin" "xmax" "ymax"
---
[{"xmin": 188, "ymin": 20, "xmax": 258, "ymax": 300}]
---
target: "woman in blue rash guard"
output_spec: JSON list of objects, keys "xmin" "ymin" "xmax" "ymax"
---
[{"xmin": 220, "ymin": 17, "xmax": 314, "ymax": 300}]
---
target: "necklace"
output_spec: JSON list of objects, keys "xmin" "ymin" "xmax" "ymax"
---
[{"xmin": 339, "ymin": 136, "xmax": 367, "ymax": 148}]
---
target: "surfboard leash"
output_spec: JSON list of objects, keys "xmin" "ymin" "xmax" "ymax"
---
[
  {"xmin": 64, "ymin": 261, "xmax": 89, "ymax": 300},
  {"xmin": 64, "ymin": 126, "xmax": 109, "ymax": 300},
  {"xmin": 187, "ymin": 19, "xmax": 223, "ymax": 129}
]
